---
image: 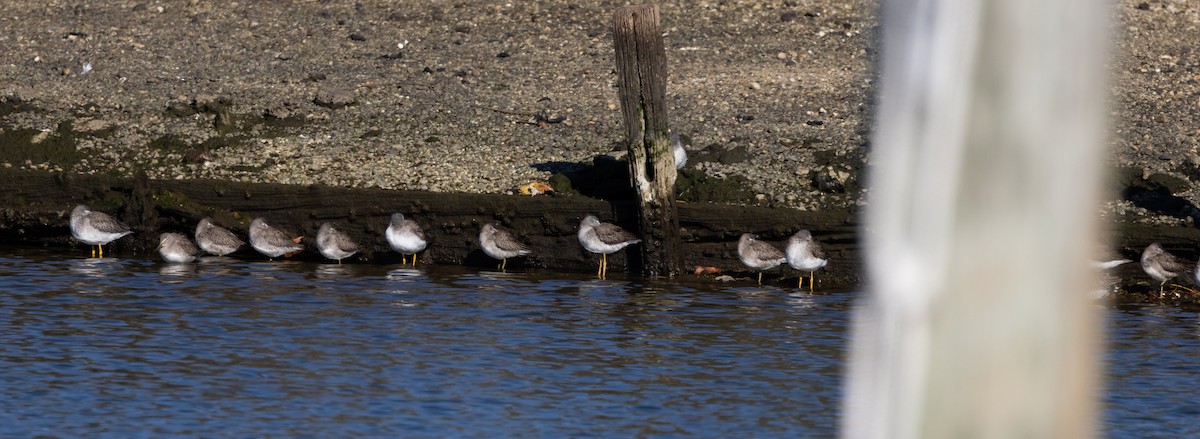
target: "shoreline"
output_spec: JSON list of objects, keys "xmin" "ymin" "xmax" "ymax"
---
[
  {"xmin": 1, "ymin": 168, "xmax": 1199, "ymax": 304},
  {"xmin": 0, "ymin": 169, "xmax": 862, "ymax": 288}
]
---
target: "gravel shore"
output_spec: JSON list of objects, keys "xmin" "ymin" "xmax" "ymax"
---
[{"xmin": 0, "ymin": 1, "xmax": 1194, "ymax": 218}]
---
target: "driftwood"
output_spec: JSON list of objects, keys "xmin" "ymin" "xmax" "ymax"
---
[{"xmin": 0, "ymin": 169, "xmax": 860, "ymax": 287}]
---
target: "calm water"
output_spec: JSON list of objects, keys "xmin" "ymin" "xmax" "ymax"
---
[{"xmin": 0, "ymin": 247, "xmax": 1195, "ymax": 437}]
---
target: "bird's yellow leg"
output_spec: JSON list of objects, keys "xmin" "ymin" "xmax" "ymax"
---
[
  {"xmin": 757, "ymin": 272, "xmax": 763, "ymax": 285},
  {"xmin": 810, "ymin": 272, "xmax": 816, "ymax": 293},
  {"xmin": 400, "ymin": 254, "xmax": 407, "ymax": 265},
  {"xmin": 411, "ymin": 252, "xmax": 418, "ymax": 268},
  {"xmin": 500, "ymin": 258, "xmax": 507, "ymax": 272},
  {"xmin": 98, "ymin": 244, "xmax": 104, "ymax": 258}
]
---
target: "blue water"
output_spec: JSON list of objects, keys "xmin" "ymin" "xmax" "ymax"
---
[
  {"xmin": 0, "ymin": 247, "xmax": 1196, "ymax": 437},
  {"xmin": 1105, "ymin": 304, "xmax": 1200, "ymax": 438},
  {"xmin": 0, "ymin": 247, "xmax": 845, "ymax": 437}
]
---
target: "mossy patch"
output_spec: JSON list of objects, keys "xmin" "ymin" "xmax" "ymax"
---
[
  {"xmin": 149, "ymin": 133, "xmax": 247, "ymax": 164},
  {"xmin": 677, "ymin": 169, "xmax": 754, "ymax": 204},
  {"xmin": 0, "ymin": 122, "xmax": 83, "ymax": 167}
]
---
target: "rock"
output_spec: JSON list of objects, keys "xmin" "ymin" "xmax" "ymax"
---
[
  {"xmin": 193, "ymin": 94, "xmax": 229, "ymax": 114},
  {"xmin": 548, "ymin": 173, "xmax": 572, "ymax": 193},
  {"xmin": 164, "ymin": 99, "xmax": 196, "ymax": 117},
  {"xmin": 812, "ymin": 168, "xmax": 846, "ymax": 193},
  {"xmin": 313, "ymin": 87, "xmax": 355, "ymax": 109},
  {"xmin": 1145, "ymin": 172, "xmax": 1191, "ymax": 194},
  {"xmin": 30, "ymin": 130, "xmax": 50, "ymax": 144},
  {"xmin": 72, "ymin": 118, "xmax": 113, "ymax": 134}
]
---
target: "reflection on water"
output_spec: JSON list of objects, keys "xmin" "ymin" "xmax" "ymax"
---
[
  {"xmin": 1105, "ymin": 305, "xmax": 1200, "ymax": 437},
  {"xmin": 0, "ymin": 246, "xmax": 1193, "ymax": 437},
  {"xmin": 0, "ymin": 247, "xmax": 846, "ymax": 437}
]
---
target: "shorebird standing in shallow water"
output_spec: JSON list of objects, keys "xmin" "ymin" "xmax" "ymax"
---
[
  {"xmin": 786, "ymin": 230, "xmax": 828, "ymax": 292},
  {"xmin": 158, "ymin": 232, "xmax": 200, "ymax": 263},
  {"xmin": 70, "ymin": 204, "xmax": 133, "ymax": 258},
  {"xmin": 249, "ymin": 218, "xmax": 304, "ymax": 260},
  {"xmin": 316, "ymin": 222, "xmax": 360, "ymax": 264},
  {"xmin": 386, "ymin": 213, "xmax": 427, "ymax": 267},
  {"xmin": 1141, "ymin": 243, "xmax": 1187, "ymax": 296},
  {"xmin": 195, "ymin": 217, "xmax": 244, "ymax": 256},
  {"xmin": 577, "ymin": 215, "xmax": 641, "ymax": 279},
  {"xmin": 480, "ymin": 222, "xmax": 530, "ymax": 272},
  {"xmin": 738, "ymin": 233, "xmax": 786, "ymax": 285}
]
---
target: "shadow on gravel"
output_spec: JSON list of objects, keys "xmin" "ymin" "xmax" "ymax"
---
[{"xmin": 1116, "ymin": 166, "xmax": 1200, "ymax": 225}]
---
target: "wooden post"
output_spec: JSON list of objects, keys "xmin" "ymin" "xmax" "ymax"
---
[
  {"xmin": 612, "ymin": 5, "xmax": 682, "ymax": 277},
  {"xmin": 844, "ymin": 0, "xmax": 1109, "ymax": 437}
]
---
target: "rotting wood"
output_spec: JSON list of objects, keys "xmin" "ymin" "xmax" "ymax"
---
[
  {"xmin": 612, "ymin": 5, "xmax": 684, "ymax": 277},
  {"xmin": 0, "ymin": 169, "xmax": 860, "ymax": 287}
]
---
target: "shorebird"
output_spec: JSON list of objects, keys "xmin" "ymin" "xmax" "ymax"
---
[
  {"xmin": 248, "ymin": 218, "xmax": 304, "ymax": 260},
  {"xmin": 480, "ymin": 222, "xmax": 530, "ymax": 271},
  {"xmin": 738, "ymin": 233, "xmax": 786, "ymax": 285},
  {"xmin": 672, "ymin": 133, "xmax": 688, "ymax": 170},
  {"xmin": 577, "ymin": 215, "xmax": 641, "ymax": 279},
  {"xmin": 158, "ymin": 232, "xmax": 200, "ymax": 263},
  {"xmin": 69, "ymin": 204, "xmax": 132, "ymax": 258},
  {"xmin": 786, "ymin": 230, "xmax": 828, "ymax": 292},
  {"xmin": 316, "ymin": 222, "xmax": 360, "ymax": 264},
  {"xmin": 194, "ymin": 217, "xmax": 244, "ymax": 256},
  {"xmin": 386, "ymin": 213, "xmax": 427, "ymax": 267},
  {"xmin": 1141, "ymin": 243, "xmax": 1187, "ymax": 296}
]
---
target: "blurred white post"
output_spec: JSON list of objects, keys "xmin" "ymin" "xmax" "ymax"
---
[{"xmin": 843, "ymin": 0, "xmax": 1110, "ymax": 437}]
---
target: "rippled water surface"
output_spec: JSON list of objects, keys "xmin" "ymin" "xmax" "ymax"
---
[
  {"xmin": 0, "ymin": 247, "xmax": 1195, "ymax": 437},
  {"xmin": 0, "ymin": 247, "xmax": 845, "ymax": 437}
]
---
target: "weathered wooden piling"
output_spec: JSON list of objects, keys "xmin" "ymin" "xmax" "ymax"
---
[
  {"xmin": 612, "ymin": 5, "xmax": 683, "ymax": 277},
  {"xmin": 844, "ymin": 0, "xmax": 1109, "ymax": 436}
]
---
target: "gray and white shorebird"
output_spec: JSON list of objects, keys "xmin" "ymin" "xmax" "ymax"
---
[
  {"xmin": 70, "ymin": 204, "xmax": 133, "ymax": 258},
  {"xmin": 1141, "ymin": 243, "xmax": 1187, "ymax": 296},
  {"xmin": 738, "ymin": 233, "xmax": 786, "ymax": 285},
  {"xmin": 480, "ymin": 222, "xmax": 530, "ymax": 271},
  {"xmin": 577, "ymin": 215, "xmax": 641, "ymax": 279},
  {"xmin": 248, "ymin": 218, "xmax": 304, "ymax": 260},
  {"xmin": 194, "ymin": 217, "xmax": 245, "ymax": 256},
  {"xmin": 316, "ymin": 222, "xmax": 360, "ymax": 264},
  {"xmin": 786, "ymin": 230, "xmax": 828, "ymax": 292},
  {"xmin": 672, "ymin": 133, "xmax": 688, "ymax": 170},
  {"xmin": 386, "ymin": 213, "xmax": 427, "ymax": 267},
  {"xmin": 158, "ymin": 232, "xmax": 200, "ymax": 263}
]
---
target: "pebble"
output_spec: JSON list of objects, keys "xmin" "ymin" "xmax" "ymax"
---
[{"xmin": 30, "ymin": 130, "xmax": 50, "ymax": 144}]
